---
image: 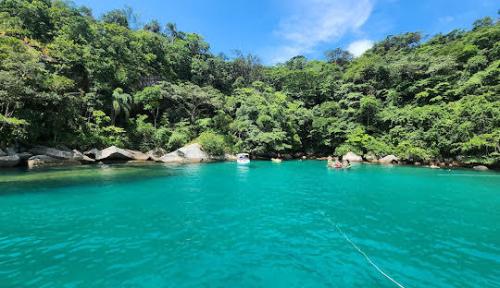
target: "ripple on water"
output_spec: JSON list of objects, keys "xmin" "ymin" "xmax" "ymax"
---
[{"xmin": 0, "ymin": 161, "xmax": 499, "ymax": 287}]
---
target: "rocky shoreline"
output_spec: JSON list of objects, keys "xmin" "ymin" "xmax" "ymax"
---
[
  {"xmin": 0, "ymin": 143, "xmax": 231, "ymax": 169},
  {"xmin": 316, "ymin": 152, "xmax": 492, "ymax": 171},
  {"xmin": 0, "ymin": 145, "xmax": 494, "ymax": 171}
]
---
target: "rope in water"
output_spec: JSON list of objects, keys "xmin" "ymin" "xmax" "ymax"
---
[{"xmin": 326, "ymin": 218, "xmax": 407, "ymax": 288}]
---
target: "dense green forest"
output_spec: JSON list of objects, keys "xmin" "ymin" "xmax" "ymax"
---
[{"xmin": 0, "ymin": 0, "xmax": 499, "ymax": 165}]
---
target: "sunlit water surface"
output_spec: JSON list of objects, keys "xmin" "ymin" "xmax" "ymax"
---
[{"xmin": 0, "ymin": 161, "xmax": 499, "ymax": 287}]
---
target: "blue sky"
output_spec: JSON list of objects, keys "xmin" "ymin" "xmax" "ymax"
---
[{"xmin": 73, "ymin": 0, "xmax": 498, "ymax": 64}]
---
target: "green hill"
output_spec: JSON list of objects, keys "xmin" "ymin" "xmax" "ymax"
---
[{"xmin": 0, "ymin": 0, "xmax": 498, "ymax": 166}]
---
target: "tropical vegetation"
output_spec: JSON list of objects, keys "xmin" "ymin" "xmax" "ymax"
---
[{"xmin": 0, "ymin": 1, "xmax": 499, "ymax": 166}]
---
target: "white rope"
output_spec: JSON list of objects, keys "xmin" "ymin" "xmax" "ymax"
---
[{"xmin": 327, "ymin": 218, "xmax": 407, "ymax": 288}]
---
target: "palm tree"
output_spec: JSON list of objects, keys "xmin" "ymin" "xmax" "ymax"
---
[
  {"xmin": 165, "ymin": 22, "xmax": 185, "ymax": 43},
  {"xmin": 111, "ymin": 88, "xmax": 132, "ymax": 125}
]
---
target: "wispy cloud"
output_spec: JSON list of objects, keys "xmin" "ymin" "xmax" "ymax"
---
[
  {"xmin": 269, "ymin": 0, "xmax": 374, "ymax": 63},
  {"xmin": 438, "ymin": 16, "xmax": 455, "ymax": 23},
  {"xmin": 347, "ymin": 39, "xmax": 374, "ymax": 57}
]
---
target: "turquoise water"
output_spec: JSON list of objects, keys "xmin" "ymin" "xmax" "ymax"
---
[{"xmin": 0, "ymin": 161, "xmax": 499, "ymax": 287}]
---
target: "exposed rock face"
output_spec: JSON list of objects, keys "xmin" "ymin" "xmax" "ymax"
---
[
  {"xmin": 29, "ymin": 146, "xmax": 94, "ymax": 163},
  {"xmin": 364, "ymin": 153, "xmax": 378, "ymax": 162},
  {"xmin": 17, "ymin": 152, "xmax": 33, "ymax": 161},
  {"xmin": 72, "ymin": 150, "xmax": 95, "ymax": 163},
  {"xmin": 95, "ymin": 146, "xmax": 149, "ymax": 161},
  {"xmin": 160, "ymin": 143, "xmax": 209, "ymax": 163},
  {"xmin": 379, "ymin": 155, "xmax": 399, "ymax": 164},
  {"xmin": 30, "ymin": 146, "xmax": 77, "ymax": 160},
  {"xmin": 0, "ymin": 154, "xmax": 20, "ymax": 167},
  {"xmin": 147, "ymin": 148, "xmax": 167, "ymax": 162},
  {"xmin": 5, "ymin": 147, "xmax": 17, "ymax": 156},
  {"xmin": 473, "ymin": 165, "xmax": 489, "ymax": 171},
  {"xmin": 84, "ymin": 148, "xmax": 100, "ymax": 159},
  {"xmin": 343, "ymin": 152, "xmax": 363, "ymax": 162},
  {"xmin": 27, "ymin": 155, "xmax": 81, "ymax": 169},
  {"xmin": 224, "ymin": 154, "xmax": 237, "ymax": 161}
]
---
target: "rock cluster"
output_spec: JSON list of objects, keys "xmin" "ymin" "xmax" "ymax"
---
[
  {"xmin": 342, "ymin": 152, "xmax": 363, "ymax": 162},
  {"xmin": 0, "ymin": 143, "xmax": 224, "ymax": 169},
  {"xmin": 378, "ymin": 155, "xmax": 399, "ymax": 164},
  {"xmin": 160, "ymin": 143, "xmax": 210, "ymax": 163}
]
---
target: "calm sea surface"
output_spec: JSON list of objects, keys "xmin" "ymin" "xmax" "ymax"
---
[{"xmin": 0, "ymin": 161, "xmax": 499, "ymax": 287}]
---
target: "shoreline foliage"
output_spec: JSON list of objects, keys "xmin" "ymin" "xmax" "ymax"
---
[{"xmin": 0, "ymin": 1, "xmax": 498, "ymax": 165}]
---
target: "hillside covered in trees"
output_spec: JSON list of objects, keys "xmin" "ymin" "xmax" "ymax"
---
[{"xmin": 0, "ymin": 0, "xmax": 499, "ymax": 166}]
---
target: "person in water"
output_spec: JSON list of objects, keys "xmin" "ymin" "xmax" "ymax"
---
[
  {"xmin": 343, "ymin": 159, "xmax": 351, "ymax": 168},
  {"xmin": 328, "ymin": 157, "xmax": 342, "ymax": 168}
]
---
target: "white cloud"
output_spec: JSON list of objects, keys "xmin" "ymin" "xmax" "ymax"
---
[
  {"xmin": 438, "ymin": 16, "xmax": 455, "ymax": 23},
  {"xmin": 347, "ymin": 39, "xmax": 374, "ymax": 57},
  {"xmin": 269, "ymin": 0, "xmax": 374, "ymax": 63}
]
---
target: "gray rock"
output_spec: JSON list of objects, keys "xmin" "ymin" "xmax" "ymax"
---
[
  {"xmin": 72, "ymin": 150, "xmax": 95, "ymax": 163},
  {"xmin": 95, "ymin": 146, "xmax": 149, "ymax": 161},
  {"xmin": 364, "ymin": 153, "xmax": 378, "ymax": 162},
  {"xmin": 27, "ymin": 146, "xmax": 94, "ymax": 164},
  {"xmin": 0, "ymin": 154, "xmax": 20, "ymax": 167},
  {"xmin": 84, "ymin": 148, "xmax": 100, "ymax": 159},
  {"xmin": 224, "ymin": 154, "xmax": 237, "ymax": 161},
  {"xmin": 27, "ymin": 155, "xmax": 81, "ymax": 169},
  {"xmin": 343, "ymin": 152, "xmax": 363, "ymax": 162},
  {"xmin": 159, "ymin": 152, "xmax": 185, "ymax": 163},
  {"xmin": 6, "ymin": 147, "xmax": 17, "ymax": 156},
  {"xmin": 17, "ymin": 152, "xmax": 33, "ymax": 161},
  {"xmin": 0, "ymin": 148, "xmax": 6, "ymax": 157},
  {"xmin": 30, "ymin": 146, "xmax": 79, "ymax": 160},
  {"xmin": 379, "ymin": 155, "xmax": 399, "ymax": 164},
  {"xmin": 473, "ymin": 165, "xmax": 489, "ymax": 171},
  {"xmin": 160, "ymin": 143, "xmax": 209, "ymax": 163},
  {"xmin": 147, "ymin": 148, "xmax": 168, "ymax": 162}
]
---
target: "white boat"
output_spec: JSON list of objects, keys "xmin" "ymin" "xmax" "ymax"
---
[{"xmin": 236, "ymin": 153, "xmax": 250, "ymax": 164}]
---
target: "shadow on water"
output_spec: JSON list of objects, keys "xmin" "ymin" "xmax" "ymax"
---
[{"xmin": 0, "ymin": 162, "xmax": 188, "ymax": 195}]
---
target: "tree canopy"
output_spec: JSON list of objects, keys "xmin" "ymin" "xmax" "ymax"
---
[{"xmin": 0, "ymin": 1, "xmax": 498, "ymax": 166}]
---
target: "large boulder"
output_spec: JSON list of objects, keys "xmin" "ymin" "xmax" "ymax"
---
[
  {"xmin": 473, "ymin": 165, "xmax": 489, "ymax": 171},
  {"xmin": 5, "ymin": 147, "xmax": 17, "ymax": 156},
  {"xmin": 27, "ymin": 155, "xmax": 81, "ymax": 169},
  {"xmin": 72, "ymin": 150, "xmax": 95, "ymax": 163},
  {"xmin": 364, "ymin": 153, "xmax": 378, "ymax": 162},
  {"xmin": 379, "ymin": 155, "xmax": 399, "ymax": 164},
  {"xmin": 147, "ymin": 148, "xmax": 167, "ymax": 162},
  {"xmin": 224, "ymin": 154, "xmax": 237, "ymax": 161},
  {"xmin": 343, "ymin": 152, "xmax": 363, "ymax": 162},
  {"xmin": 95, "ymin": 146, "xmax": 149, "ymax": 161},
  {"xmin": 0, "ymin": 148, "xmax": 6, "ymax": 157},
  {"xmin": 30, "ymin": 146, "xmax": 78, "ymax": 160},
  {"xmin": 84, "ymin": 148, "xmax": 100, "ymax": 159},
  {"xmin": 0, "ymin": 154, "xmax": 20, "ymax": 167},
  {"xmin": 29, "ymin": 146, "xmax": 95, "ymax": 163},
  {"xmin": 160, "ymin": 143, "xmax": 210, "ymax": 164},
  {"xmin": 17, "ymin": 152, "xmax": 33, "ymax": 161}
]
